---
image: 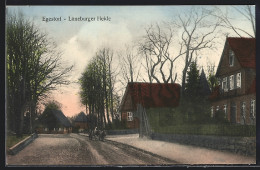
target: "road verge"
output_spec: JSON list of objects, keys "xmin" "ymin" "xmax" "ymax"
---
[
  {"xmin": 104, "ymin": 138, "xmax": 179, "ymax": 164},
  {"xmin": 8, "ymin": 133, "xmax": 38, "ymax": 155}
]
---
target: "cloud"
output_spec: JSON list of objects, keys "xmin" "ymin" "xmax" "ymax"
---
[
  {"xmin": 58, "ymin": 19, "xmax": 135, "ymax": 79},
  {"xmin": 55, "ymin": 19, "xmax": 137, "ymax": 116}
]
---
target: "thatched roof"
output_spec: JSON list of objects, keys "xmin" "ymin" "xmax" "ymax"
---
[
  {"xmin": 52, "ymin": 110, "xmax": 72, "ymax": 127},
  {"xmin": 74, "ymin": 112, "xmax": 88, "ymax": 122}
]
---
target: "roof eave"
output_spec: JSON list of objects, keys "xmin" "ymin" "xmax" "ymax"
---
[{"xmin": 216, "ymin": 38, "xmax": 228, "ymax": 76}]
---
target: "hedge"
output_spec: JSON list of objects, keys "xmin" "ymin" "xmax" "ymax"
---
[
  {"xmin": 145, "ymin": 107, "xmax": 255, "ymax": 137},
  {"xmin": 153, "ymin": 124, "xmax": 256, "ymax": 137}
]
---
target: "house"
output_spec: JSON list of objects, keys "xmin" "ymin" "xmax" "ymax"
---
[
  {"xmin": 74, "ymin": 112, "xmax": 88, "ymax": 132},
  {"xmin": 119, "ymin": 82, "xmax": 181, "ymax": 137},
  {"xmin": 37, "ymin": 109, "xmax": 72, "ymax": 134},
  {"xmin": 209, "ymin": 37, "xmax": 256, "ymax": 125}
]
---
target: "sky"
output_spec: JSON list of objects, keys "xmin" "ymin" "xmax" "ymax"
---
[{"xmin": 6, "ymin": 5, "xmax": 255, "ymax": 117}]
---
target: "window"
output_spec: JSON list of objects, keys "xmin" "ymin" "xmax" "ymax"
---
[
  {"xmin": 250, "ymin": 99, "xmax": 256, "ymax": 119},
  {"xmin": 223, "ymin": 104, "xmax": 227, "ymax": 118},
  {"xmin": 216, "ymin": 106, "xmax": 219, "ymax": 111},
  {"xmin": 229, "ymin": 50, "xmax": 234, "ymax": 66},
  {"xmin": 127, "ymin": 112, "xmax": 133, "ymax": 121},
  {"xmin": 241, "ymin": 102, "xmax": 246, "ymax": 124},
  {"xmin": 230, "ymin": 75, "xmax": 234, "ymax": 90},
  {"xmin": 222, "ymin": 77, "xmax": 228, "ymax": 92},
  {"xmin": 250, "ymin": 99, "xmax": 256, "ymax": 125},
  {"xmin": 59, "ymin": 128, "xmax": 63, "ymax": 131},
  {"xmin": 236, "ymin": 73, "xmax": 241, "ymax": 88},
  {"xmin": 211, "ymin": 106, "xmax": 214, "ymax": 118}
]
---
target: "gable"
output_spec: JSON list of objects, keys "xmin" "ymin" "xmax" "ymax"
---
[
  {"xmin": 216, "ymin": 37, "xmax": 255, "ymax": 76},
  {"xmin": 228, "ymin": 37, "xmax": 255, "ymax": 68}
]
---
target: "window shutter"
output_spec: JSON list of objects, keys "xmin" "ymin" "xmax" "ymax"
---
[
  {"xmin": 230, "ymin": 75, "xmax": 234, "ymax": 90},
  {"xmin": 237, "ymin": 72, "xmax": 241, "ymax": 88},
  {"xmin": 222, "ymin": 77, "xmax": 228, "ymax": 92},
  {"xmin": 227, "ymin": 76, "xmax": 230, "ymax": 90},
  {"xmin": 234, "ymin": 74, "xmax": 237, "ymax": 89},
  {"xmin": 250, "ymin": 99, "xmax": 256, "ymax": 118}
]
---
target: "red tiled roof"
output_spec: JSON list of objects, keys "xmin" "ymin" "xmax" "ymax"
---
[
  {"xmin": 121, "ymin": 82, "xmax": 181, "ymax": 110},
  {"xmin": 227, "ymin": 37, "xmax": 255, "ymax": 68}
]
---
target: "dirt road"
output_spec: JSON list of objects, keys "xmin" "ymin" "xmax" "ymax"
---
[{"xmin": 6, "ymin": 133, "xmax": 176, "ymax": 166}]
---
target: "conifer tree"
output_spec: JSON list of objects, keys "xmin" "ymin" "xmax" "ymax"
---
[{"xmin": 182, "ymin": 60, "xmax": 211, "ymax": 123}]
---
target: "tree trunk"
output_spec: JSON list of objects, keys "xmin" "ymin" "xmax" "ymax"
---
[{"xmin": 181, "ymin": 68, "xmax": 187, "ymax": 95}]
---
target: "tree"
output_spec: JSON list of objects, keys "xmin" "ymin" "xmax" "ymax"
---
[
  {"xmin": 211, "ymin": 5, "xmax": 255, "ymax": 38},
  {"xmin": 43, "ymin": 100, "xmax": 62, "ymax": 111},
  {"xmin": 172, "ymin": 7, "xmax": 221, "ymax": 95},
  {"xmin": 198, "ymin": 68, "xmax": 211, "ymax": 96},
  {"xmin": 37, "ymin": 100, "xmax": 62, "ymax": 131},
  {"xmin": 206, "ymin": 61, "xmax": 218, "ymax": 91},
  {"xmin": 118, "ymin": 44, "xmax": 141, "ymax": 85},
  {"xmin": 79, "ymin": 47, "xmax": 118, "ymax": 130},
  {"xmin": 138, "ymin": 23, "xmax": 183, "ymax": 83},
  {"xmin": 6, "ymin": 11, "xmax": 73, "ymax": 136},
  {"xmin": 184, "ymin": 60, "xmax": 200, "ymax": 98},
  {"xmin": 87, "ymin": 113, "xmax": 98, "ymax": 131},
  {"xmin": 182, "ymin": 60, "xmax": 211, "ymax": 123}
]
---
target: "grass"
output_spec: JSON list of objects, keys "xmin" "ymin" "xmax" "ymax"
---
[{"xmin": 6, "ymin": 135, "xmax": 30, "ymax": 149}]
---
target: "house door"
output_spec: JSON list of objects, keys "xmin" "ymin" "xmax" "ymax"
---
[{"xmin": 230, "ymin": 102, "xmax": 237, "ymax": 123}]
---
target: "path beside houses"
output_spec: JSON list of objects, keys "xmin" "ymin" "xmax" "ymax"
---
[{"xmin": 105, "ymin": 134, "xmax": 255, "ymax": 165}]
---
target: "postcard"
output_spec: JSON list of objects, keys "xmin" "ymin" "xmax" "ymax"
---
[{"xmin": 5, "ymin": 3, "xmax": 256, "ymax": 167}]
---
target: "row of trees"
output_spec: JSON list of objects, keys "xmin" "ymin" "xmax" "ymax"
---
[
  {"xmin": 79, "ymin": 48, "xmax": 120, "ymax": 129},
  {"xmin": 6, "ymin": 11, "xmax": 73, "ymax": 136}
]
